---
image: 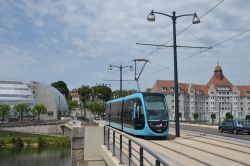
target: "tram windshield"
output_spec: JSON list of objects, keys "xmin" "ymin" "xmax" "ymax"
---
[{"xmin": 144, "ymin": 95, "xmax": 168, "ymax": 121}]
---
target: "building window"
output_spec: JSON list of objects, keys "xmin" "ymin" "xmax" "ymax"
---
[{"xmin": 48, "ymin": 112, "xmax": 53, "ymax": 116}]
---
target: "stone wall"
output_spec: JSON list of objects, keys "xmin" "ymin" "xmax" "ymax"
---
[{"xmin": 0, "ymin": 124, "xmax": 63, "ymax": 135}]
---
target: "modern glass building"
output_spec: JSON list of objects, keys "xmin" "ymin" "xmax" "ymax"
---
[
  {"xmin": 0, "ymin": 80, "xmax": 35, "ymax": 106},
  {"xmin": 0, "ymin": 80, "xmax": 68, "ymax": 121}
]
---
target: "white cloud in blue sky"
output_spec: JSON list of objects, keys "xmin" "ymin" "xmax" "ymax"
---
[{"xmin": 0, "ymin": 0, "xmax": 250, "ymax": 90}]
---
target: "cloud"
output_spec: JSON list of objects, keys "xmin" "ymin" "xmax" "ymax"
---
[{"xmin": 0, "ymin": 0, "xmax": 249, "ymax": 90}]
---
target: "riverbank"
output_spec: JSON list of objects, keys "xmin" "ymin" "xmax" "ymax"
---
[{"xmin": 0, "ymin": 131, "xmax": 70, "ymax": 148}]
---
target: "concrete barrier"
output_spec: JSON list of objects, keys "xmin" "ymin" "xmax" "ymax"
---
[{"xmin": 71, "ymin": 124, "xmax": 106, "ymax": 166}]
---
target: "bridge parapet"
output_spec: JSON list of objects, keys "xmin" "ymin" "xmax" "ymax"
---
[
  {"xmin": 103, "ymin": 126, "xmax": 169, "ymax": 166},
  {"xmin": 71, "ymin": 123, "xmax": 106, "ymax": 166}
]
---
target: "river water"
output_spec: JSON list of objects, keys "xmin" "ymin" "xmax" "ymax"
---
[{"xmin": 0, "ymin": 147, "xmax": 71, "ymax": 166}]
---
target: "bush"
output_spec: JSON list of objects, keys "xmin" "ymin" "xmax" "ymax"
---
[
  {"xmin": 246, "ymin": 115, "xmax": 250, "ymax": 121},
  {"xmin": 26, "ymin": 139, "xmax": 31, "ymax": 148},
  {"xmin": 225, "ymin": 112, "xmax": 233, "ymax": 119},
  {"xmin": 10, "ymin": 137, "xmax": 16, "ymax": 145},
  {"xmin": 193, "ymin": 113, "xmax": 199, "ymax": 121},
  {"xmin": 38, "ymin": 137, "xmax": 46, "ymax": 147},
  {"xmin": 16, "ymin": 137, "xmax": 24, "ymax": 148},
  {"xmin": 0, "ymin": 140, "xmax": 5, "ymax": 147}
]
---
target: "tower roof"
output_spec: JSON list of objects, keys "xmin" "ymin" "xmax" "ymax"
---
[
  {"xmin": 214, "ymin": 63, "xmax": 222, "ymax": 72},
  {"xmin": 207, "ymin": 64, "xmax": 233, "ymax": 89}
]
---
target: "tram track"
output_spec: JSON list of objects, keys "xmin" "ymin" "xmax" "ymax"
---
[
  {"xmin": 179, "ymin": 131, "xmax": 250, "ymax": 149},
  {"xmin": 146, "ymin": 140, "xmax": 212, "ymax": 166},
  {"xmin": 137, "ymin": 128, "xmax": 250, "ymax": 166},
  {"xmin": 145, "ymin": 138, "xmax": 250, "ymax": 166},
  {"xmin": 169, "ymin": 129, "xmax": 250, "ymax": 154}
]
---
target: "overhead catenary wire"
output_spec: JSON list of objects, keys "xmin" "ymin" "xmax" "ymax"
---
[
  {"xmin": 212, "ymin": 29, "xmax": 250, "ymax": 48},
  {"xmin": 176, "ymin": 23, "xmax": 210, "ymax": 46},
  {"xmin": 141, "ymin": 0, "xmax": 225, "ymax": 60},
  {"xmin": 123, "ymin": 0, "xmax": 225, "ymax": 89},
  {"xmin": 105, "ymin": 0, "xmax": 225, "ymax": 89},
  {"xmin": 141, "ymin": 28, "xmax": 250, "ymax": 80}
]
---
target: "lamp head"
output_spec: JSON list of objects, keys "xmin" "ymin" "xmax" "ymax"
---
[
  {"xmin": 108, "ymin": 65, "xmax": 112, "ymax": 70},
  {"xmin": 192, "ymin": 12, "xmax": 200, "ymax": 24},
  {"xmin": 147, "ymin": 10, "xmax": 155, "ymax": 22}
]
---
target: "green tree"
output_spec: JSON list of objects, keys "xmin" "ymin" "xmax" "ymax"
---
[
  {"xmin": 245, "ymin": 114, "xmax": 250, "ymax": 120},
  {"xmin": 178, "ymin": 112, "xmax": 182, "ymax": 119},
  {"xmin": 112, "ymin": 89, "xmax": 137, "ymax": 98},
  {"xmin": 32, "ymin": 104, "xmax": 47, "ymax": 121},
  {"xmin": 211, "ymin": 112, "xmax": 216, "ymax": 124},
  {"xmin": 193, "ymin": 113, "xmax": 199, "ymax": 122},
  {"xmin": 51, "ymin": 81, "xmax": 69, "ymax": 98},
  {"xmin": 246, "ymin": 115, "xmax": 250, "ymax": 121},
  {"xmin": 78, "ymin": 85, "xmax": 91, "ymax": 117},
  {"xmin": 226, "ymin": 112, "xmax": 233, "ymax": 120},
  {"xmin": 67, "ymin": 100, "xmax": 78, "ymax": 110},
  {"xmin": 87, "ymin": 102, "xmax": 104, "ymax": 115},
  {"xmin": 90, "ymin": 85, "xmax": 112, "ymax": 103},
  {"xmin": 0, "ymin": 104, "xmax": 10, "ymax": 122},
  {"xmin": 13, "ymin": 103, "xmax": 30, "ymax": 122}
]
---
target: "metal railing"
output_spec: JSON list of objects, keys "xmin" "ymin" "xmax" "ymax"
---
[{"xmin": 104, "ymin": 126, "xmax": 169, "ymax": 166}]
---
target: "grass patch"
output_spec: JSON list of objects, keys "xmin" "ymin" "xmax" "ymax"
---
[{"xmin": 0, "ymin": 132, "xmax": 70, "ymax": 148}]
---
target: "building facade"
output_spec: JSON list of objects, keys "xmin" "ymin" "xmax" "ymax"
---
[
  {"xmin": 0, "ymin": 80, "xmax": 35, "ymax": 107},
  {"xmin": 151, "ymin": 64, "xmax": 250, "ymax": 122},
  {"xmin": 0, "ymin": 80, "xmax": 68, "ymax": 121},
  {"xmin": 70, "ymin": 88, "xmax": 80, "ymax": 104},
  {"xmin": 28, "ymin": 81, "xmax": 68, "ymax": 120}
]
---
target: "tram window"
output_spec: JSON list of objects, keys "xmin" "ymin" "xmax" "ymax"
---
[
  {"xmin": 134, "ymin": 99, "xmax": 145, "ymax": 130},
  {"xmin": 135, "ymin": 100, "xmax": 144, "ymax": 120},
  {"xmin": 123, "ymin": 100, "xmax": 132, "ymax": 128}
]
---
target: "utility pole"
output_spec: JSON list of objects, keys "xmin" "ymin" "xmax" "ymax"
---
[{"xmin": 137, "ymin": 10, "xmax": 211, "ymax": 137}]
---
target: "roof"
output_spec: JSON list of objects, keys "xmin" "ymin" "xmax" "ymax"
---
[
  {"xmin": 207, "ymin": 75, "xmax": 233, "ymax": 89},
  {"xmin": 152, "ymin": 80, "xmax": 208, "ymax": 96},
  {"xmin": 206, "ymin": 64, "xmax": 233, "ymax": 89},
  {"xmin": 151, "ymin": 64, "xmax": 250, "ymax": 97},
  {"xmin": 236, "ymin": 86, "xmax": 250, "ymax": 97}
]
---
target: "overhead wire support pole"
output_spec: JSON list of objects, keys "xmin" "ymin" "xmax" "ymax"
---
[
  {"xmin": 133, "ymin": 59, "xmax": 150, "ymax": 91},
  {"xmin": 145, "ymin": 10, "xmax": 202, "ymax": 137},
  {"xmin": 108, "ymin": 65, "xmax": 133, "ymax": 97}
]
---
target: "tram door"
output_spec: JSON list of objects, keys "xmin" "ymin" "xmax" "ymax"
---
[{"xmin": 133, "ymin": 99, "xmax": 145, "ymax": 130}]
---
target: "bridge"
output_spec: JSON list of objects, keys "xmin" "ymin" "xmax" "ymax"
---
[
  {"xmin": 1, "ymin": 120, "xmax": 249, "ymax": 166},
  {"xmin": 71, "ymin": 121, "xmax": 250, "ymax": 166}
]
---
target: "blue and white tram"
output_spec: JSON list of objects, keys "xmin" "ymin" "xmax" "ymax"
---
[{"xmin": 105, "ymin": 92, "xmax": 169, "ymax": 137}]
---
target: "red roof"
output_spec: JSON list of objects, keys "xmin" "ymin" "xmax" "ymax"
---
[
  {"xmin": 206, "ymin": 64, "xmax": 233, "ymax": 89},
  {"xmin": 237, "ymin": 86, "xmax": 250, "ymax": 97},
  {"xmin": 151, "ymin": 64, "xmax": 250, "ymax": 97},
  {"xmin": 152, "ymin": 80, "xmax": 208, "ymax": 96}
]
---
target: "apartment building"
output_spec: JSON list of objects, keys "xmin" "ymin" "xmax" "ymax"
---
[{"xmin": 151, "ymin": 64, "xmax": 250, "ymax": 122}]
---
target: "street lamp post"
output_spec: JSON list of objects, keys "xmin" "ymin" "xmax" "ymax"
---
[
  {"xmin": 147, "ymin": 10, "xmax": 200, "ymax": 137},
  {"xmin": 108, "ymin": 65, "xmax": 133, "ymax": 97},
  {"xmin": 219, "ymin": 102, "xmax": 221, "ymax": 125}
]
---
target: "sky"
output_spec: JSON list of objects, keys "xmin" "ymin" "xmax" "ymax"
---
[{"xmin": 0, "ymin": 0, "xmax": 250, "ymax": 91}]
